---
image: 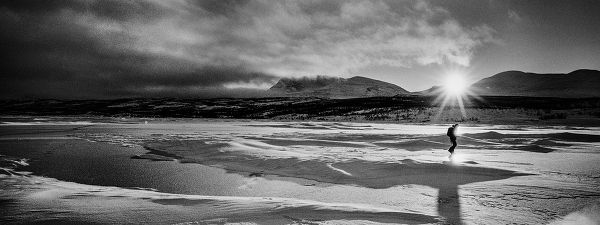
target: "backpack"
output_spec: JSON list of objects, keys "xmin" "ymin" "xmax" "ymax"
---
[{"xmin": 447, "ymin": 127, "xmax": 453, "ymax": 137}]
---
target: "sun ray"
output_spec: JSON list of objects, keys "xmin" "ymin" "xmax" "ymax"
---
[
  {"xmin": 432, "ymin": 69, "xmax": 484, "ymax": 121},
  {"xmin": 434, "ymin": 94, "xmax": 451, "ymax": 120},
  {"xmin": 457, "ymin": 95, "xmax": 466, "ymax": 117}
]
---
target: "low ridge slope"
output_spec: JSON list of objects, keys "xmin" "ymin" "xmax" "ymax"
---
[{"xmin": 269, "ymin": 76, "xmax": 409, "ymax": 98}]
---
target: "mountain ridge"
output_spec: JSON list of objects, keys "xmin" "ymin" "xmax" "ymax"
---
[
  {"xmin": 268, "ymin": 75, "xmax": 409, "ymax": 98},
  {"xmin": 269, "ymin": 69, "xmax": 600, "ymax": 98},
  {"xmin": 469, "ymin": 69, "xmax": 600, "ymax": 98}
]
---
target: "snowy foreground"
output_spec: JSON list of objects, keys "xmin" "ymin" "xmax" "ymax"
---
[{"xmin": 1, "ymin": 118, "xmax": 599, "ymax": 224}]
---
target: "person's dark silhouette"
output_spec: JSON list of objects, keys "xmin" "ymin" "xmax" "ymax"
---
[
  {"xmin": 437, "ymin": 185, "xmax": 462, "ymax": 224},
  {"xmin": 447, "ymin": 124, "xmax": 458, "ymax": 155}
]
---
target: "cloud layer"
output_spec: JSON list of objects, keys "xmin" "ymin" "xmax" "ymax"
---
[{"xmin": 0, "ymin": 0, "xmax": 494, "ymax": 98}]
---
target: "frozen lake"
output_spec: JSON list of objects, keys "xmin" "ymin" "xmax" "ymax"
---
[{"xmin": 1, "ymin": 118, "xmax": 599, "ymax": 224}]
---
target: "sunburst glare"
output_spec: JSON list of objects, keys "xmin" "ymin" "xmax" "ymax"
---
[
  {"xmin": 443, "ymin": 72, "xmax": 468, "ymax": 97},
  {"xmin": 432, "ymin": 69, "xmax": 483, "ymax": 120}
]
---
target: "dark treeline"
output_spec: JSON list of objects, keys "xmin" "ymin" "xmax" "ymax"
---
[{"xmin": 1, "ymin": 96, "xmax": 599, "ymax": 119}]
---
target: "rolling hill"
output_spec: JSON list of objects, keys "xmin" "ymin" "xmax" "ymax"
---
[
  {"xmin": 268, "ymin": 76, "xmax": 409, "ymax": 98},
  {"xmin": 469, "ymin": 69, "xmax": 600, "ymax": 98}
]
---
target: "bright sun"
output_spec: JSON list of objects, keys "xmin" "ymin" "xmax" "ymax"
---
[
  {"xmin": 431, "ymin": 70, "xmax": 483, "ymax": 120},
  {"xmin": 443, "ymin": 72, "xmax": 468, "ymax": 96}
]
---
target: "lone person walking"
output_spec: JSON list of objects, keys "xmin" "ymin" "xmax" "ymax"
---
[{"xmin": 447, "ymin": 124, "xmax": 458, "ymax": 157}]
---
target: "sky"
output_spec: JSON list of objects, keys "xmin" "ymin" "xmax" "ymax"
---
[{"xmin": 1, "ymin": 0, "xmax": 599, "ymax": 99}]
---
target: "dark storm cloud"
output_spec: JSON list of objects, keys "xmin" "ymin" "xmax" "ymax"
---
[
  {"xmin": 1, "ymin": 0, "xmax": 167, "ymax": 22},
  {"xmin": 0, "ymin": 0, "xmax": 496, "ymax": 98},
  {"xmin": 0, "ymin": 0, "xmax": 277, "ymax": 98}
]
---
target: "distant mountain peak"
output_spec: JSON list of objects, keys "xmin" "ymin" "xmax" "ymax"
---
[
  {"xmin": 569, "ymin": 69, "xmax": 598, "ymax": 75},
  {"xmin": 269, "ymin": 75, "xmax": 342, "ymax": 92},
  {"xmin": 348, "ymin": 76, "xmax": 371, "ymax": 80},
  {"xmin": 414, "ymin": 69, "xmax": 600, "ymax": 98},
  {"xmin": 268, "ymin": 75, "xmax": 409, "ymax": 98},
  {"xmin": 471, "ymin": 69, "xmax": 600, "ymax": 98},
  {"xmin": 497, "ymin": 70, "xmax": 525, "ymax": 75}
]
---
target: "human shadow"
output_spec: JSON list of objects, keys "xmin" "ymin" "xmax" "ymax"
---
[
  {"xmin": 300, "ymin": 159, "xmax": 530, "ymax": 224},
  {"xmin": 144, "ymin": 142, "xmax": 533, "ymax": 224},
  {"xmin": 438, "ymin": 184, "xmax": 462, "ymax": 224}
]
